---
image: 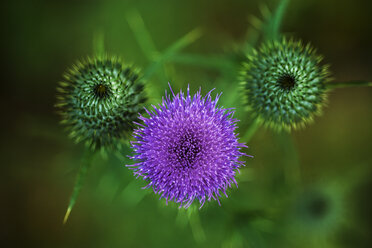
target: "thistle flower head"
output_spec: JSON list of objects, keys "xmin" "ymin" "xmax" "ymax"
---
[
  {"xmin": 56, "ymin": 55, "xmax": 146, "ymax": 150},
  {"xmin": 241, "ymin": 38, "xmax": 331, "ymax": 131},
  {"xmin": 128, "ymin": 84, "xmax": 248, "ymax": 208}
]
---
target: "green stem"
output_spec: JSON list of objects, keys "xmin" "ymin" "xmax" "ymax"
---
[
  {"xmin": 276, "ymin": 132, "xmax": 301, "ymax": 186},
  {"xmin": 187, "ymin": 207, "xmax": 206, "ymax": 244},
  {"xmin": 92, "ymin": 30, "xmax": 105, "ymax": 56},
  {"xmin": 326, "ymin": 81, "xmax": 372, "ymax": 89},
  {"xmin": 63, "ymin": 150, "xmax": 94, "ymax": 224},
  {"xmin": 175, "ymin": 209, "xmax": 188, "ymax": 228},
  {"xmin": 240, "ymin": 118, "xmax": 261, "ymax": 144}
]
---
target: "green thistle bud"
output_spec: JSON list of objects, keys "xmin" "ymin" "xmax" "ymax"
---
[
  {"xmin": 240, "ymin": 38, "xmax": 331, "ymax": 131},
  {"xmin": 56, "ymin": 55, "xmax": 146, "ymax": 150}
]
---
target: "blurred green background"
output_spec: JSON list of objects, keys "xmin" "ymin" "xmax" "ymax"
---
[{"xmin": 2, "ymin": 0, "xmax": 372, "ymax": 247}]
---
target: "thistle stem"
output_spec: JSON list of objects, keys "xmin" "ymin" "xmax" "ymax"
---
[
  {"xmin": 276, "ymin": 132, "xmax": 301, "ymax": 186},
  {"xmin": 187, "ymin": 207, "xmax": 206, "ymax": 244},
  {"xmin": 63, "ymin": 150, "xmax": 95, "ymax": 224},
  {"xmin": 326, "ymin": 81, "xmax": 372, "ymax": 89},
  {"xmin": 241, "ymin": 118, "xmax": 261, "ymax": 143},
  {"xmin": 93, "ymin": 30, "xmax": 105, "ymax": 56}
]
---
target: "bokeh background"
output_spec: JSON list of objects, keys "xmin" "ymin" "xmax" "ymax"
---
[{"xmin": 2, "ymin": 0, "xmax": 372, "ymax": 247}]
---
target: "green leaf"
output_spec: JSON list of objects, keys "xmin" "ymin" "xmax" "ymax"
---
[
  {"xmin": 126, "ymin": 9, "xmax": 158, "ymax": 60},
  {"xmin": 263, "ymin": 0, "xmax": 290, "ymax": 41},
  {"xmin": 142, "ymin": 27, "xmax": 203, "ymax": 80},
  {"xmin": 168, "ymin": 53, "xmax": 236, "ymax": 72},
  {"xmin": 63, "ymin": 150, "xmax": 95, "ymax": 224}
]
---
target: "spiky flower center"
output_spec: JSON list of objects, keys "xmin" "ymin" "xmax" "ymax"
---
[
  {"xmin": 278, "ymin": 73, "xmax": 296, "ymax": 90},
  {"xmin": 241, "ymin": 38, "xmax": 330, "ymax": 130},
  {"xmin": 56, "ymin": 56, "xmax": 146, "ymax": 150},
  {"xmin": 169, "ymin": 130, "xmax": 202, "ymax": 169},
  {"xmin": 93, "ymin": 84, "xmax": 110, "ymax": 98}
]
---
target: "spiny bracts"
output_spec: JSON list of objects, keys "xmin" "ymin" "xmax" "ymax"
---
[
  {"xmin": 56, "ymin": 55, "xmax": 146, "ymax": 150},
  {"xmin": 240, "ymin": 38, "xmax": 331, "ymax": 131}
]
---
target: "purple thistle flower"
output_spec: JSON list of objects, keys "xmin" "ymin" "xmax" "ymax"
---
[{"xmin": 127, "ymin": 84, "xmax": 249, "ymax": 208}]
